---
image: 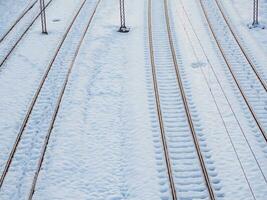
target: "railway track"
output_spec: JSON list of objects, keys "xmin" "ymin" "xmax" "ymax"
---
[
  {"xmin": 0, "ymin": 0, "xmax": 53, "ymax": 68},
  {"xmin": 0, "ymin": 0, "xmax": 100, "ymax": 198},
  {"xmin": 148, "ymin": 0, "xmax": 217, "ymax": 199},
  {"xmin": 199, "ymin": 0, "xmax": 267, "ymax": 142},
  {"xmin": 0, "ymin": 0, "xmax": 38, "ymax": 43},
  {"xmin": 171, "ymin": 0, "xmax": 267, "ymax": 198},
  {"xmin": 214, "ymin": 0, "xmax": 267, "ymax": 91}
]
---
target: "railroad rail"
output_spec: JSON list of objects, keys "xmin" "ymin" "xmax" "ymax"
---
[
  {"xmin": 0, "ymin": 1, "xmax": 100, "ymax": 198},
  {"xmin": 199, "ymin": 0, "xmax": 267, "ymax": 142},
  {"xmin": 148, "ymin": 0, "xmax": 216, "ymax": 199},
  {"xmin": 28, "ymin": 1, "xmax": 100, "ymax": 198},
  {"xmin": 0, "ymin": 0, "xmax": 86, "ymax": 189},
  {"xmin": 0, "ymin": 0, "xmax": 53, "ymax": 68},
  {"xmin": 214, "ymin": 0, "xmax": 267, "ymax": 91},
  {"xmin": 148, "ymin": 0, "xmax": 177, "ymax": 199},
  {"xmin": 173, "ymin": 0, "xmax": 267, "ymax": 198},
  {"xmin": 0, "ymin": 0, "xmax": 38, "ymax": 43}
]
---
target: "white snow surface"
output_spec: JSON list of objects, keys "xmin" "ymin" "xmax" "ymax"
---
[
  {"xmin": 0, "ymin": 0, "xmax": 30, "ymax": 38},
  {"xmin": 170, "ymin": 0, "xmax": 267, "ymax": 199},
  {"xmin": 32, "ymin": 0, "xmax": 163, "ymax": 199},
  {"xmin": 0, "ymin": 0, "xmax": 87, "ymax": 177},
  {"xmin": 226, "ymin": 0, "xmax": 267, "ymax": 55},
  {"xmin": 0, "ymin": 0, "xmax": 267, "ymax": 199}
]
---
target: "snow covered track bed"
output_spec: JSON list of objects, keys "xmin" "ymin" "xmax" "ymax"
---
[
  {"xmin": 170, "ymin": 0, "xmax": 267, "ymax": 198},
  {"xmin": 0, "ymin": 0, "xmax": 100, "ymax": 199},
  {"xmin": 0, "ymin": 0, "xmax": 53, "ymax": 68},
  {"xmin": 148, "ymin": 0, "xmax": 221, "ymax": 199},
  {"xmin": 199, "ymin": 0, "xmax": 267, "ymax": 140},
  {"xmin": 0, "ymin": 0, "xmax": 38, "ymax": 43},
  {"xmin": 213, "ymin": 0, "xmax": 267, "ymax": 91},
  {"xmin": 1, "ymin": 0, "xmax": 267, "ymax": 199}
]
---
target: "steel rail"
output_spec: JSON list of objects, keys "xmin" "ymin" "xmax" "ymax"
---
[
  {"xmin": 0, "ymin": 0, "xmax": 38, "ymax": 43},
  {"xmin": 177, "ymin": 0, "xmax": 266, "ymax": 187},
  {"xmin": 174, "ymin": 1, "xmax": 260, "ymax": 198},
  {"xmin": 164, "ymin": 0, "xmax": 216, "ymax": 199},
  {"xmin": 164, "ymin": 0, "xmax": 216, "ymax": 200},
  {"xmin": 199, "ymin": 0, "xmax": 267, "ymax": 142},
  {"xmin": 214, "ymin": 0, "xmax": 267, "ymax": 92},
  {"xmin": 0, "ymin": 0, "xmax": 87, "ymax": 190},
  {"xmin": 148, "ymin": 0, "xmax": 216, "ymax": 199},
  {"xmin": 27, "ymin": 1, "xmax": 101, "ymax": 198},
  {"xmin": 148, "ymin": 0, "xmax": 177, "ymax": 199},
  {"xmin": 0, "ymin": 0, "xmax": 53, "ymax": 68}
]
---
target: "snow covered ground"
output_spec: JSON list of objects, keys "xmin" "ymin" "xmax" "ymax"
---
[
  {"xmin": 30, "ymin": 0, "xmax": 165, "ymax": 199},
  {"xmin": 225, "ymin": 0, "xmax": 267, "ymax": 54},
  {"xmin": 0, "ymin": 0, "xmax": 87, "ymax": 179},
  {"xmin": 170, "ymin": 0, "xmax": 267, "ymax": 199},
  {"xmin": 217, "ymin": 0, "xmax": 267, "ymax": 87},
  {"xmin": 0, "ymin": 0, "xmax": 266, "ymax": 199},
  {"xmin": 0, "ymin": 0, "xmax": 30, "ymax": 38}
]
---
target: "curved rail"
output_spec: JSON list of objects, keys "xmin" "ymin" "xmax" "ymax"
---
[
  {"xmin": 0, "ymin": 0, "xmax": 87, "ymax": 190},
  {"xmin": 28, "ymin": 1, "xmax": 101, "ymax": 198},
  {"xmin": 198, "ymin": 0, "xmax": 267, "ymax": 142},
  {"xmin": 0, "ymin": 0, "xmax": 38, "ymax": 43},
  {"xmin": 0, "ymin": 0, "xmax": 53, "ymax": 68}
]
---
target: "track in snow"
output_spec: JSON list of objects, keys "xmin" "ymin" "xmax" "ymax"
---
[
  {"xmin": 0, "ymin": 0, "xmax": 53, "ymax": 68},
  {"xmin": 148, "ymin": 0, "xmax": 219, "ymax": 199},
  {"xmin": 0, "ymin": 0, "xmax": 100, "ymax": 199},
  {"xmin": 0, "ymin": 0, "xmax": 38, "ymax": 43},
  {"xmin": 214, "ymin": 0, "xmax": 267, "ymax": 91},
  {"xmin": 199, "ymin": 0, "xmax": 267, "ymax": 142},
  {"xmin": 172, "ymin": 0, "xmax": 267, "ymax": 198}
]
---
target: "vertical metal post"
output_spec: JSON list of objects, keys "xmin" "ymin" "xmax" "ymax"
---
[
  {"xmin": 120, "ymin": 0, "xmax": 126, "ymax": 28},
  {"xmin": 252, "ymin": 0, "xmax": 259, "ymax": 25},
  {"xmin": 40, "ymin": 0, "xmax": 48, "ymax": 34},
  {"xmin": 249, "ymin": 0, "xmax": 265, "ymax": 29},
  {"xmin": 119, "ymin": 0, "xmax": 129, "ymax": 32}
]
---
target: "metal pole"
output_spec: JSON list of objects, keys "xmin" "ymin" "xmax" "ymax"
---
[
  {"xmin": 118, "ymin": 0, "xmax": 129, "ymax": 32},
  {"xmin": 252, "ymin": 0, "xmax": 259, "ymax": 25},
  {"xmin": 40, "ymin": 0, "xmax": 48, "ymax": 34}
]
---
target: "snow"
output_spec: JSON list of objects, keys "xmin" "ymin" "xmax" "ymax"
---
[
  {"xmin": 226, "ymin": 0, "xmax": 267, "ymax": 54},
  {"xmin": 149, "ymin": 0, "xmax": 218, "ymax": 199},
  {"xmin": 31, "ymin": 0, "xmax": 164, "ymax": 199},
  {"xmin": 218, "ymin": 0, "xmax": 267, "ymax": 81},
  {"xmin": 0, "ymin": 0, "xmax": 31, "ymax": 38},
  {"xmin": 0, "ymin": 0, "xmax": 267, "ymax": 199},
  {"xmin": 170, "ymin": 0, "xmax": 267, "ymax": 199}
]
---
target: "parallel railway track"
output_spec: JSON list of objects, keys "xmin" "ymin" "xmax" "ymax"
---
[
  {"xmin": 172, "ymin": 0, "xmax": 267, "ymax": 198},
  {"xmin": 0, "ymin": 0, "xmax": 53, "ymax": 68},
  {"xmin": 199, "ymin": 0, "xmax": 267, "ymax": 142},
  {"xmin": 0, "ymin": 0, "xmax": 38, "ymax": 43},
  {"xmin": 28, "ymin": 2, "xmax": 100, "ymax": 198},
  {"xmin": 148, "ymin": 0, "xmax": 177, "ymax": 198},
  {"xmin": 214, "ymin": 0, "xmax": 267, "ymax": 91},
  {"xmin": 148, "ymin": 0, "xmax": 217, "ymax": 199},
  {"xmin": 0, "ymin": 0, "xmax": 100, "ymax": 199}
]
